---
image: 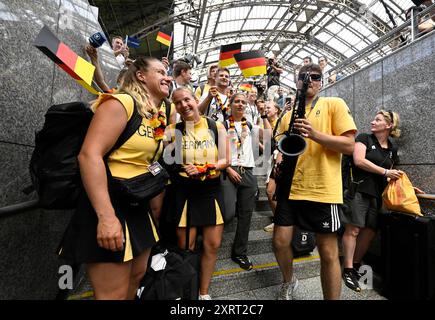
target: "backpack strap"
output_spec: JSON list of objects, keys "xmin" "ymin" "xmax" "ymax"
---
[
  {"xmin": 163, "ymin": 98, "xmax": 172, "ymax": 123},
  {"xmin": 205, "ymin": 117, "xmax": 218, "ymax": 147},
  {"xmin": 108, "ymin": 100, "xmax": 142, "ymax": 156}
]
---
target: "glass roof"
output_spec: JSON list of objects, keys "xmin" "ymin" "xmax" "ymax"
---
[{"xmin": 171, "ymin": 0, "xmax": 416, "ymax": 90}]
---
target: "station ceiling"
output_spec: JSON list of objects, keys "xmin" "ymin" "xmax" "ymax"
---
[{"xmin": 91, "ymin": 0, "xmax": 418, "ymax": 90}]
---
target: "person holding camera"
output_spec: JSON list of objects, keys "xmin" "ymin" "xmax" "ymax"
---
[{"xmin": 266, "ymin": 55, "xmax": 283, "ymax": 100}]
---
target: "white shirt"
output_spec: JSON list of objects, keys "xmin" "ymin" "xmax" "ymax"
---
[
  {"xmin": 199, "ymin": 91, "xmax": 229, "ymax": 123},
  {"xmin": 227, "ymin": 121, "xmax": 257, "ymax": 167},
  {"xmin": 115, "ymin": 54, "xmax": 126, "ymax": 68},
  {"xmin": 244, "ymin": 103, "xmax": 259, "ymax": 125}
]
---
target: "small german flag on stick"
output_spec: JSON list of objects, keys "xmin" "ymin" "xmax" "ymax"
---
[
  {"xmin": 34, "ymin": 25, "xmax": 98, "ymax": 94},
  {"xmin": 239, "ymin": 83, "xmax": 253, "ymax": 92},
  {"xmin": 156, "ymin": 28, "xmax": 172, "ymax": 47},
  {"xmin": 218, "ymin": 42, "xmax": 241, "ymax": 67},
  {"xmin": 156, "ymin": 27, "xmax": 173, "ymax": 58},
  {"xmin": 234, "ymin": 51, "xmax": 267, "ymax": 78}
]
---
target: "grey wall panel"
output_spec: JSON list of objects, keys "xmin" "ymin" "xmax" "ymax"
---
[
  {"xmin": 0, "ymin": 0, "xmax": 60, "ymax": 145},
  {"xmin": 353, "ymin": 62, "xmax": 383, "ymax": 134},
  {"xmin": 382, "ymin": 35, "xmax": 435, "ymax": 165},
  {"xmin": 0, "ymin": 145, "xmax": 33, "ymax": 207},
  {"xmin": 0, "ymin": 0, "xmax": 120, "ymax": 300},
  {"xmin": 0, "ymin": 208, "xmax": 73, "ymax": 299}
]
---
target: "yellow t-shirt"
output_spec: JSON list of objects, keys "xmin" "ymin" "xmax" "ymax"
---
[
  {"xmin": 167, "ymin": 117, "xmax": 224, "ymax": 179},
  {"xmin": 92, "ymin": 93, "xmax": 167, "ymax": 179},
  {"xmin": 276, "ymin": 97, "xmax": 357, "ymax": 203},
  {"xmin": 194, "ymin": 83, "xmax": 211, "ymax": 100}
]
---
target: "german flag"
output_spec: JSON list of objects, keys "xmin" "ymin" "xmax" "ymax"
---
[
  {"xmin": 218, "ymin": 42, "xmax": 241, "ymax": 67},
  {"xmin": 156, "ymin": 28, "xmax": 172, "ymax": 47},
  {"xmin": 239, "ymin": 83, "xmax": 253, "ymax": 92},
  {"xmin": 234, "ymin": 51, "xmax": 267, "ymax": 78},
  {"xmin": 34, "ymin": 25, "xmax": 97, "ymax": 94}
]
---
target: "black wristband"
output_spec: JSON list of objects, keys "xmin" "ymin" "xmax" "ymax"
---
[{"xmin": 261, "ymin": 115, "xmax": 268, "ymax": 119}]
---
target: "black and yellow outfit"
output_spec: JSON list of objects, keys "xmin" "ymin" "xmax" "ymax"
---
[
  {"xmin": 165, "ymin": 117, "xmax": 225, "ymax": 227},
  {"xmin": 58, "ymin": 93, "xmax": 170, "ymax": 263}
]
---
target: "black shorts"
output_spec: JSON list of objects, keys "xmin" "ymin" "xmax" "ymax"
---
[{"xmin": 275, "ymin": 198, "xmax": 342, "ymax": 234}]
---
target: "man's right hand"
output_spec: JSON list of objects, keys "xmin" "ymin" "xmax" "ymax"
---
[
  {"xmin": 208, "ymin": 86, "xmax": 218, "ymax": 98},
  {"xmin": 162, "ymin": 57, "xmax": 170, "ymax": 69}
]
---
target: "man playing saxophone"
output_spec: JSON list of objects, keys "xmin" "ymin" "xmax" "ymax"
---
[{"xmin": 272, "ymin": 63, "xmax": 357, "ymax": 300}]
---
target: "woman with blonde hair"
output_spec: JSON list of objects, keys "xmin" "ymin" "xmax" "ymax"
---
[
  {"xmin": 58, "ymin": 57, "xmax": 173, "ymax": 299},
  {"xmin": 164, "ymin": 87, "xmax": 229, "ymax": 300},
  {"xmin": 341, "ymin": 110, "xmax": 402, "ymax": 292}
]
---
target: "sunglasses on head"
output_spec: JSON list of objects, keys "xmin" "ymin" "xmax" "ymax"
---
[{"xmin": 298, "ymin": 73, "xmax": 322, "ymax": 81}]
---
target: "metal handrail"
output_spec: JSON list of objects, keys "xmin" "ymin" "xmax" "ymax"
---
[
  {"xmin": 327, "ymin": 3, "xmax": 435, "ymax": 78},
  {"xmin": 0, "ymin": 199, "xmax": 40, "ymax": 218},
  {"xmin": 417, "ymin": 194, "xmax": 435, "ymax": 201}
]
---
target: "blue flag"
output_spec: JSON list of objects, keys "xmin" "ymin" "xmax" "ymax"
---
[{"xmin": 126, "ymin": 36, "xmax": 140, "ymax": 48}]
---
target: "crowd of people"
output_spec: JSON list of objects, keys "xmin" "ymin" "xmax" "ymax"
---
[{"xmin": 56, "ymin": 5, "xmax": 432, "ymax": 298}]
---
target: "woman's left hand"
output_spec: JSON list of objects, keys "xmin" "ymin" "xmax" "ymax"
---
[{"xmin": 413, "ymin": 186, "xmax": 425, "ymax": 194}]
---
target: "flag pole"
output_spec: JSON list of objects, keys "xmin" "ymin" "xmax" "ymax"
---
[{"xmin": 165, "ymin": 32, "xmax": 173, "ymax": 59}]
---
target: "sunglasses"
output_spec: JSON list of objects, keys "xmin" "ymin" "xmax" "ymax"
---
[{"xmin": 298, "ymin": 73, "xmax": 322, "ymax": 81}]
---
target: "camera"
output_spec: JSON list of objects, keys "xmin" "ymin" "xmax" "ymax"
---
[
  {"xmin": 178, "ymin": 53, "xmax": 202, "ymax": 68},
  {"xmin": 89, "ymin": 32, "xmax": 106, "ymax": 48}
]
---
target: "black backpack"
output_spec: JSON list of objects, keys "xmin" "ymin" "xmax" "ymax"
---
[{"xmin": 29, "ymin": 98, "xmax": 171, "ymax": 210}]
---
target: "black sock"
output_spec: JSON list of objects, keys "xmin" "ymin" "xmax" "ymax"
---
[{"xmin": 343, "ymin": 268, "xmax": 354, "ymax": 273}]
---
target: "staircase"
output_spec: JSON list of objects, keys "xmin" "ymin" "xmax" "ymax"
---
[
  {"xmin": 210, "ymin": 175, "xmax": 385, "ymax": 300},
  {"xmin": 66, "ymin": 174, "xmax": 386, "ymax": 300}
]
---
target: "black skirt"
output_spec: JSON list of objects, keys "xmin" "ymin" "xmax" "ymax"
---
[
  {"xmin": 165, "ymin": 176, "xmax": 225, "ymax": 227},
  {"xmin": 58, "ymin": 186, "xmax": 159, "ymax": 264}
]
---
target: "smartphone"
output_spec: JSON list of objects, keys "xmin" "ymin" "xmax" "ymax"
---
[{"xmin": 285, "ymin": 97, "xmax": 292, "ymax": 104}]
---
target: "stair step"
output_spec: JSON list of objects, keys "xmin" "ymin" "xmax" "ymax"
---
[
  {"xmin": 223, "ymin": 211, "xmax": 272, "ymax": 233},
  {"xmin": 258, "ymin": 185, "xmax": 267, "ymax": 198},
  {"xmin": 219, "ymin": 230, "xmax": 273, "ymax": 260},
  {"xmin": 214, "ymin": 275, "xmax": 386, "ymax": 300},
  {"xmin": 210, "ymin": 251, "xmax": 320, "ymax": 298},
  {"xmin": 255, "ymin": 197, "xmax": 271, "ymax": 212}
]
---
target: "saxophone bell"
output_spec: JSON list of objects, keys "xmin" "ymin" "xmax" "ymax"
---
[{"xmin": 277, "ymin": 133, "xmax": 307, "ymax": 157}]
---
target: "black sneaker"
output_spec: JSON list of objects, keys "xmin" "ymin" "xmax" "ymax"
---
[
  {"xmin": 342, "ymin": 268, "xmax": 361, "ymax": 292},
  {"xmin": 231, "ymin": 255, "xmax": 253, "ymax": 271},
  {"xmin": 352, "ymin": 267, "xmax": 362, "ymax": 281}
]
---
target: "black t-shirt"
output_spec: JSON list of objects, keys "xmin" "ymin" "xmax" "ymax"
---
[
  {"xmin": 267, "ymin": 62, "xmax": 281, "ymax": 87},
  {"xmin": 352, "ymin": 133, "xmax": 399, "ymax": 198}
]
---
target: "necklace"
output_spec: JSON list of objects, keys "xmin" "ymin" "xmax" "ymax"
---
[
  {"xmin": 214, "ymin": 93, "xmax": 229, "ymax": 115},
  {"xmin": 228, "ymin": 115, "xmax": 248, "ymax": 154}
]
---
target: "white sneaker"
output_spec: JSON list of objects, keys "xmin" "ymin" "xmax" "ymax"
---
[
  {"xmin": 278, "ymin": 276, "xmax": 299, "ymax": 300},
  {"xmin": 264, "ymin": 223, "xmax": 274, "ymax": 232},
  {"xmin": 199, "ymin": 294, "xmax": 212, "ymax": 300}
]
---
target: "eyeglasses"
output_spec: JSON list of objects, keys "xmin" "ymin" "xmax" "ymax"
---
[{"xmin": 298, "ymin": 73, "xmax": 322, "ymax": 82}]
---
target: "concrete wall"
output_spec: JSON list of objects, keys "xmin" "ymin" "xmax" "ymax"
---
[
  {"xmin": 321, "ymin": 31, "xmax": 435, "ymax": 215},
  {"xmin": 0, "ymin": 0, "xmax": 119, "ymax": 299}
]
